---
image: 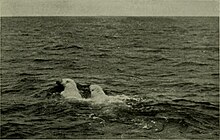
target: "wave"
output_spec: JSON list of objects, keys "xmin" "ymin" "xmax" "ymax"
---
[
  {"xmin": 1, "ymin": 94, "xmax": 219, "ymax": 139},
  {"xmin": 159, "ymin": 82, "xmax": 219, "ymax": 92},
  {"xmin": 19, "ymin": 73, "xmax": 43, "ymax": 76},
  {"xmin": 157, "ymin": 46, "xmax": 219, "ymax": 51},
  {"xmin": 124, "ymin": 55, "xmax": 173, "ymax": 62},
  {"xmin": 182, "ymin": 46, "xmax": 219, "ymax": 51},
  {"xmin": 173, "ymin": 61, "xmax": 208, "ymax": 67},
  {"xmin": 33, "ymin": 59, "xmax": 52, "ymax": 62},
  {"xmin": 43, "ymin": 44, "xmax": 83, "ymax": 50}
]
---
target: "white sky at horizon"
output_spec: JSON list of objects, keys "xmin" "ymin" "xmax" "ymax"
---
[{"xmin": 1, "ymin": 0, "xmax": 219, "ymax": 16}]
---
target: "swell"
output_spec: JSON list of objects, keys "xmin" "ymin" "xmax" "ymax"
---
[
  {"xmin": 157, "ymin": 46, "xmax": 219, "ymax": 51},
  {"xmin": 129, "ymin": 98, "xmax": 219, "ymax": 130},
  {"xmin": 1, "ymin": 97, "xmax": 219, "ymax": 139},
  {"xmin": 173, "ymin": 61, "xmax": 209, "ymax": 67},
  {"xmin": 159, "ymin": 82, "xmax": 219, "ymax": 92},
  {"xmin": 43, "ymin": 44, "xmax": 83, "ymax": 50},
  {"xmin": 124, "ymin": 55, "xmax": 174, "ymax": 63}
]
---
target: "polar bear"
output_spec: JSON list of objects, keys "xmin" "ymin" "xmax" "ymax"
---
[
  {"xmin": 89, "ymin": 84, "xmax": 109, "ymax": 103},
  {"xmin": 56, "ymin": 78, "xmax": 82, "ymax": 99},
  {"xmin": 89, "ymin": 84, "xmax": 131, "ymax": 104}
]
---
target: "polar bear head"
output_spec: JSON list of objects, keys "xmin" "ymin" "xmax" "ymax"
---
[
  {"xmin": 59, "ymin": 78, "xmax": 77, "ymax": 88},
  {"xmin": 56, "ymin": 78, "xmax": 82, "ymax": 99},
  {"xmin": 89, "ymin": 84, "xmax": 107, "ymax": 99}
]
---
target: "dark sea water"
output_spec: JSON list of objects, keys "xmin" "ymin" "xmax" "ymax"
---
[{"xmin": 1, "ymin": 17, "xmax": 219, "ymax": 139}]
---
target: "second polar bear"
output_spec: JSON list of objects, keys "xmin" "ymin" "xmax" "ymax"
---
[
  {"xmin": 89, "ymin": 84, "xmax": 130, "ymax": 104},
  {"xmin": 89, "ymin": 84, "xmax": 109, "ymax": 102}
]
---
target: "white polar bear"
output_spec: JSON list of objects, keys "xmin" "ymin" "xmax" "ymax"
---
[
  {"xmin": 58, "ymin": 78, "xmax": 82, "ymax": 99},
  {"xmin": 89, "ymin": 84, "xmax": 109, "ymax": 103},
  {"xmin": 89, "ymin": 84, "xmax": 130, "ymax": 104}
]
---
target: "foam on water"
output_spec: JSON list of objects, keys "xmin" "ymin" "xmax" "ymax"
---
[{"xmin": 63, "ymin": 93, "xmax": 132, "ymax": 106}]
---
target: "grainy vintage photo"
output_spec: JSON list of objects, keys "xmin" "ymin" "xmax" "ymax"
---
[{"xmin": 1, "ymin": 0, "xmax": 219, "ymax": 139}]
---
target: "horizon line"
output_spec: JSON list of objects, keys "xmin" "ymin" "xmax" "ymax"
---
[{"xmin": 1, "ymin": 15, "xmax": 219, "ymax": 17}]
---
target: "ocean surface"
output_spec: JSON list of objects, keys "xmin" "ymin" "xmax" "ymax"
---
[{"xmin": 1, "ymin": 17, "xmax": 219, "ymax": 139}]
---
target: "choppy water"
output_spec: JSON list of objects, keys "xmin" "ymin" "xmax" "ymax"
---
[{"xmin": 1, "ymin": 17, "xmax": 219, "ymax": 139}]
